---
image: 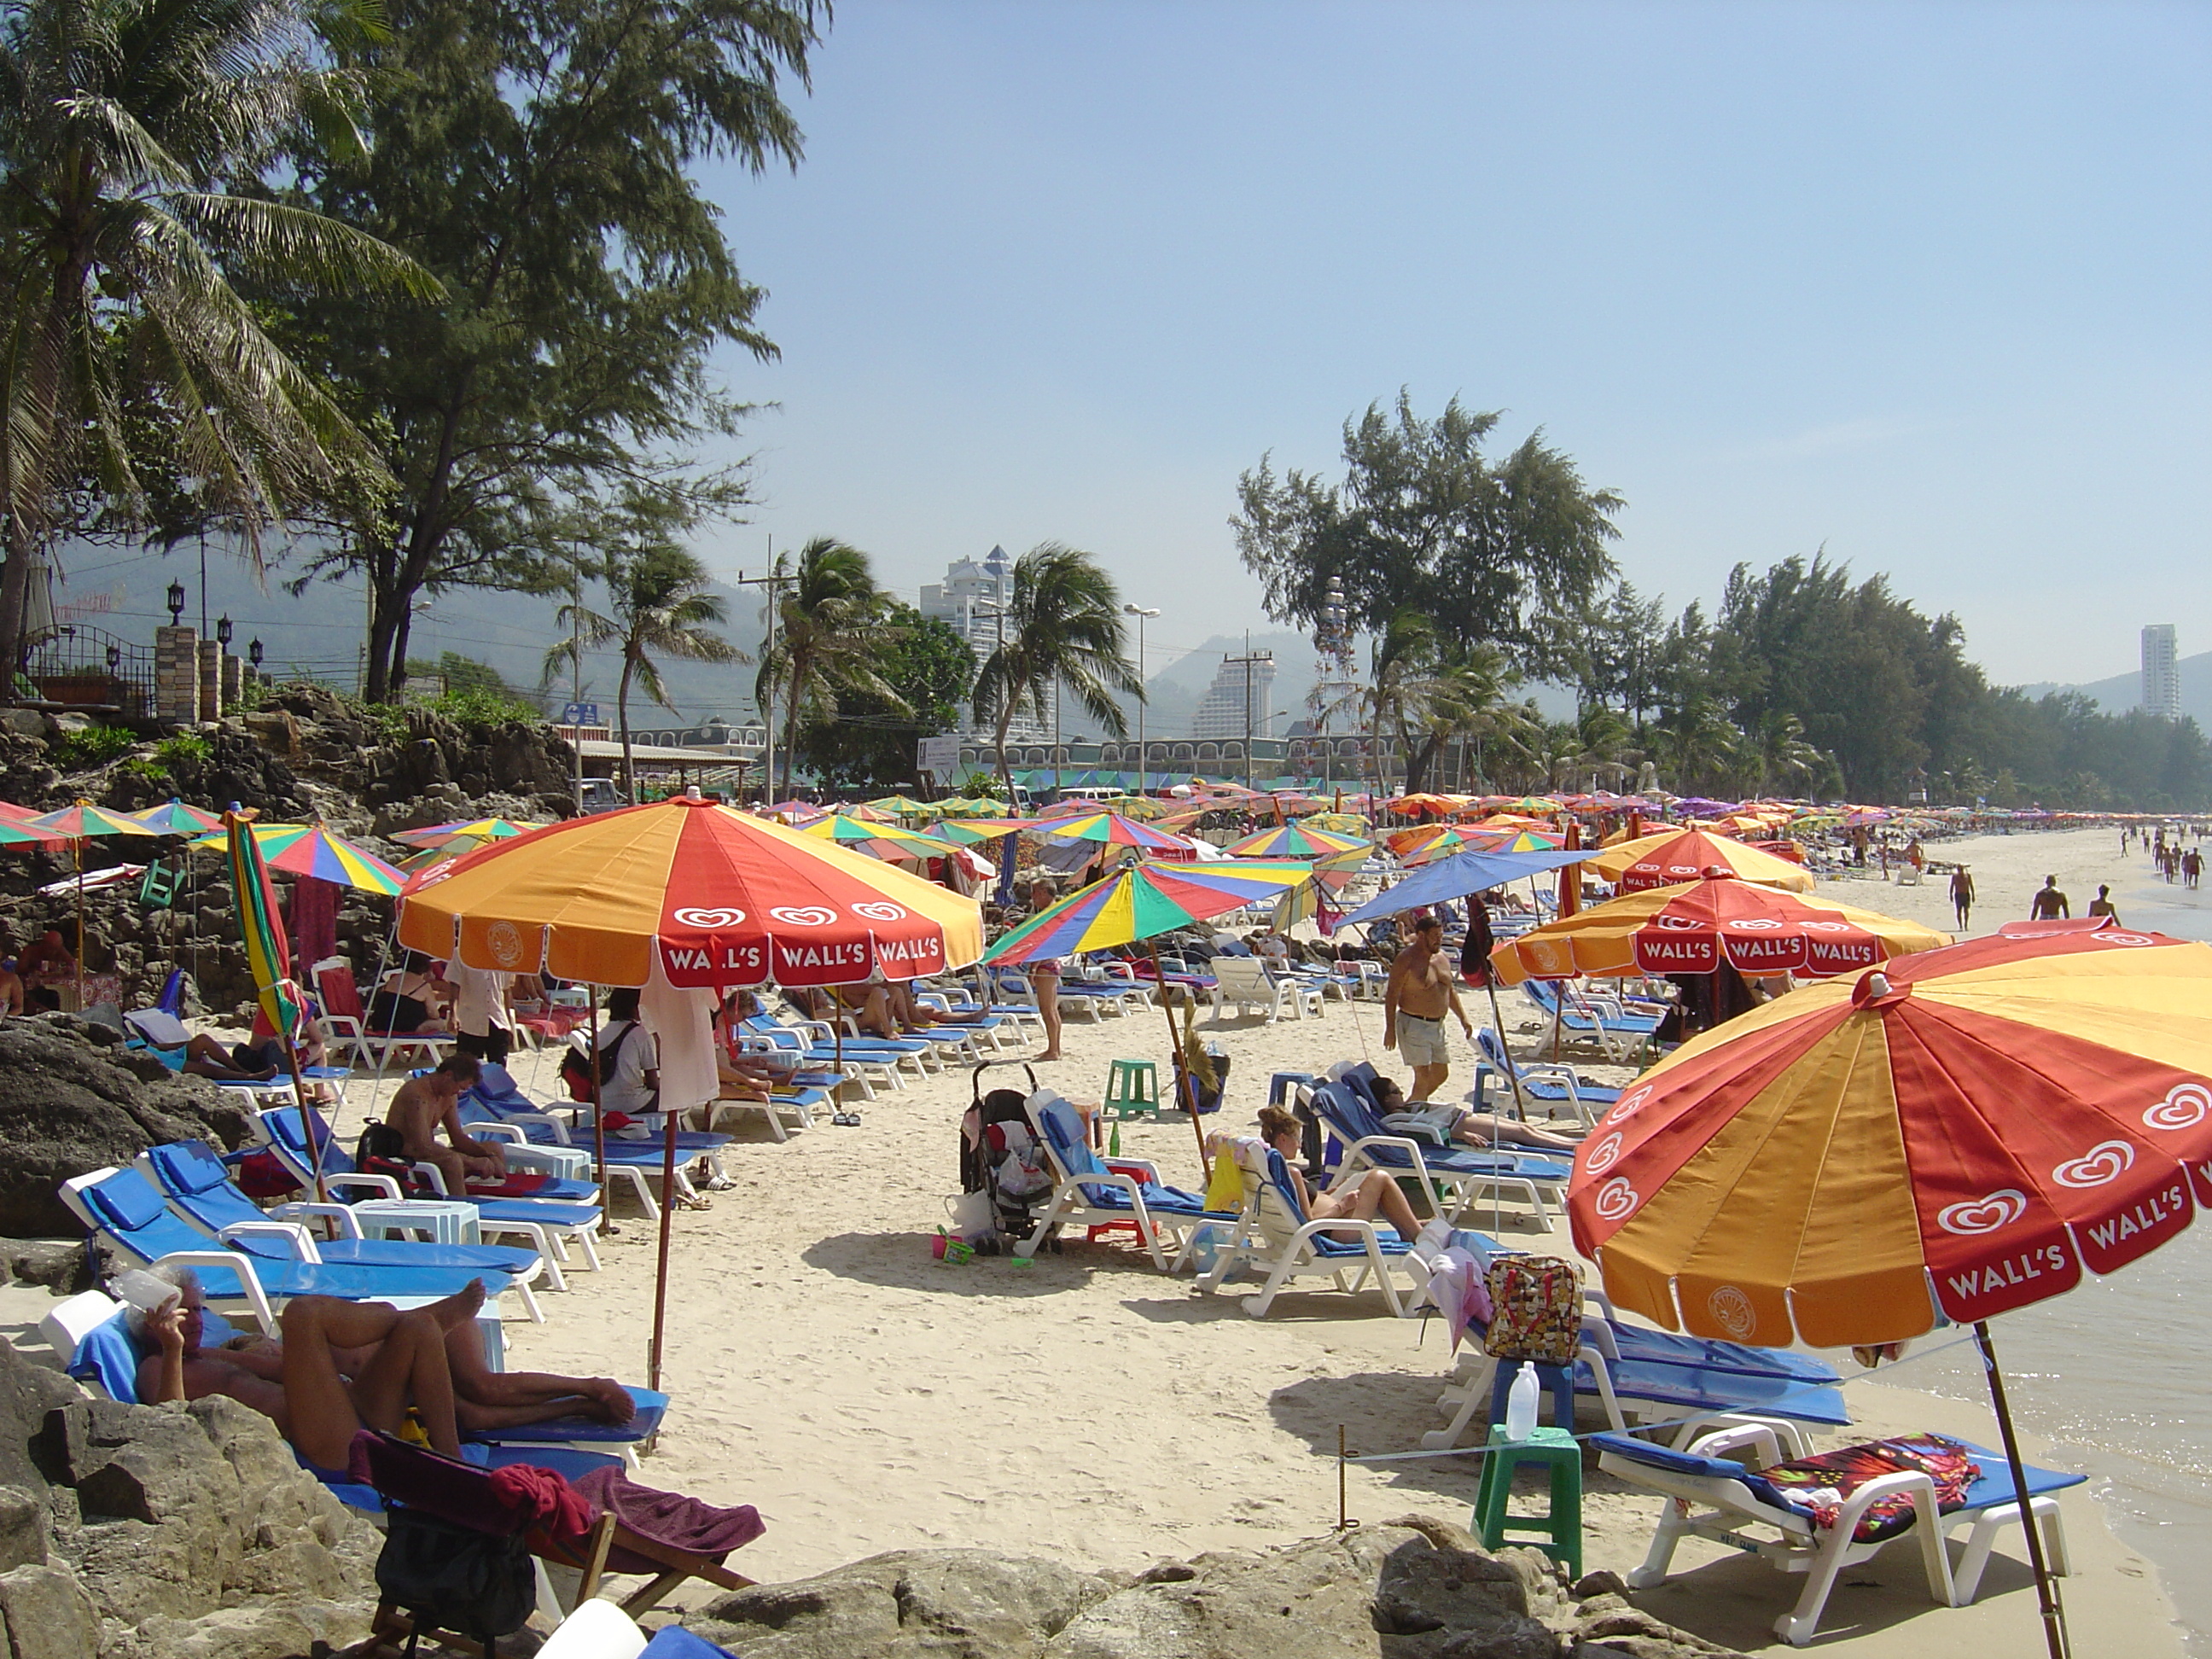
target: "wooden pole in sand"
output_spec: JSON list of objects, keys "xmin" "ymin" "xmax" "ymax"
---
[
  {"xmin": 1975, "ymin": 1323, "xmax": 2070, "ymax": 1659},
  {"xmin": 1150, "ymin": 940, "xmax": 1210, "ymax": 1170},
  {"xmin": 649, "ymin": 1025, "xmax": 677, "ymax": 1398}
]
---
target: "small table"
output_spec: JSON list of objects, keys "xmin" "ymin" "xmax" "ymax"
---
[
  {"xmin": 351, "ymin": 1199, "xmax": 480, "ymax": 1246},
  {"xmin": 504, "ymin": 1144, "xmax": 594, "ymax": 1183}
]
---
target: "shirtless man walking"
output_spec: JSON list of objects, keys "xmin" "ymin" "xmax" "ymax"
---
[
  {"xmin": 1383, "ymin": 914, "xmax": 1474, "ymax": 1103},
  {"xmin": 384, "ymin": 1055, "xmax": 506, "ymax": 1192}
]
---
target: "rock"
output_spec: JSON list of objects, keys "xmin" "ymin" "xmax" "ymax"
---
[
  {"xmin": 1572, "ymin": 1570, "xmax": 1628, "ymax": 1599},
  {"xmin": 0, "ymin": 1020, "xmax": 251, "ymax": 1237},
  {"xmin": 694, "ymin": 1548, "xmax": 1113, "ymax": 1659},
  {"xmin": 0, "ymin": 1562, "xmax": 100, "ymax": 1659},
  {"xmin": 5, "ymin": 1240, "xmax": 88, "ymax": 1294},
  {"xmin": 0, "ymin": 1487, "xmax": 49, "ymax": 1575},
  {"xmin": 0, "ymin": 712, "xmax": 45, "ymax": 742},
  {"xmin": 96, "ymin": 1599, "xmax": 377, "ymax": 1659}
]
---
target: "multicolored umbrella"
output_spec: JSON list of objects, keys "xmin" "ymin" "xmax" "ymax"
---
[
  {"xmin": 127, "ymin": 800, "xmax": 224, "ymax": 835},
  {"xmin": 1387, "ymin": 792, "xmax": 1470, "ymax": 818},
  {"xmin": 1487, "ymin": 874, "xmax": 1950, "ymax": 984},
  {"xmin": 1567, "ymin": 928, "xmax": 2212, "ymax": 1657},
  {"xmin": 387, "ymin": 818, "xmax": 541, "ymax": 848},
  {"xmin": 1585, "ymin": 826, "xmax": 1816, "ymax": 894},
  {"xmin": 1493, "ymin": 795, "xmax": 1564, "ymax": 817},
  {"xmin": 192, "ymin": 824, "xmax": 408, "ymax": 896},
  {"xmin": 865, "ymin": 794, "xmax": 931, "ymax": 818},
  {"xmin": 981, "ymin": 859, "xmax": 1315, "ymax": 966},
  {"xmin": 30, "ymin": 799, "xmax": 158, "ymax": 1004},
  {"xmin": 1463, "ymin": 826, "xmax": 1566, "ymax": 854},
  {"xmin": 398, "ymin": 793, "xmax": 984, "ymax": 988},
  {"xmin": 1225, "ymin": 823, "xmax": 1369, "ymax": 859},
  {"xmin": 917, "ymin": 816, "xmax": 1037, "ymax": 845},
  {"xmin": 1301, "ymin": 812, "xmax": 1371, "ymax": 834},
  {"xmin": 1029, "ymin": 811, "xmax": 1193, "ymax": 853},
  {"xmin": 800, "ymin": 813, "xmax": 970, "ymax": 864},
  {"xmin": 1385, "ymin": 823, "xmax": 1468, "ymax": 863}
]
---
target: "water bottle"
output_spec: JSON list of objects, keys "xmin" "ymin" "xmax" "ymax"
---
[
  {"xmin": 114, "ymin": 1270, "xmax": 179, "ymax": 1314},
  {"xmin": 1109, "ymin": 1121, "xmax": 1122, "ymax": 1158},
  {"xmin": 1504, "ymin": 1365, "xmax": 1540, "ymax": 1441}
]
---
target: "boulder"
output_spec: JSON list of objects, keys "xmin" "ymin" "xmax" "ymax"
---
[
  {"xmin": 0, "ymin": 1561, "xmax": 100, "ymax": 1659},
  {"xmin": 0, "ymin": 1019, "xmax": 252, "ymax": 1237},
  {"xmin": 6, "ymin": 1241, "xmax": 89, "ymax": 1295},
  {"xmin": 692, "ymin": 1548, "xmax": 1115, "ymax": 1659}
]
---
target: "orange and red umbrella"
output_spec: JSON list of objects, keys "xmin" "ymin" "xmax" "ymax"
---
[
  {"xmin": 398, "ymin": 794, "xmax": 983, "ymax": 988},
  {"xmin": 1585, "ymin": 825, "xmax": 1815, "ymax": 894},
  {"xmin": 1488, "ymin": 874, "xmax": 1948, "ymax": 986}
]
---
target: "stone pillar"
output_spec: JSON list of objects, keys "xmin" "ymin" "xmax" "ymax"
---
[
  {"xmin": 196, "ymin": 639, "xmax": 222, "ymax": 721},
  {"xmin": 154, "ymin": 627, "xmax": 200, "ymax": 723},
  {"xmin": 219, "ymin": 651, "xmax": 242, "ymax": 707}
]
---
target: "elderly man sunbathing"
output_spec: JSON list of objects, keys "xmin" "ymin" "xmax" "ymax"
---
[{"xmin": 133, "ymin": 1267, "xmax": 632, "ymax": 1471}]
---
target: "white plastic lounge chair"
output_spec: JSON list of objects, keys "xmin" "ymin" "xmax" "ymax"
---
[
  {"xmin": 1595, "ymin": 1421, "xmax": 2081, "ymax": 1646},
  {"xmin": 1471, "ymin": 1027, "xmax": 1616, "ymax": 1129},
  {"xmin": 1016, "ymin": 1090, "xmax": 1225, "ymax": 1272},
  {"xmin": 1208, "ymin": 957, "xmax": 1324, "ymax": 1024},
  {"xmin": 1192, "ymin": 1141, "xmax": 1432, "ymax": 1318},
  {"xmin": 311, "ymin": 957, "xmax": 457, "ymax": 1070},
  {"xmin": 1310, "ymin": 1074, "xmax": 1566, "ymax": 1229}
]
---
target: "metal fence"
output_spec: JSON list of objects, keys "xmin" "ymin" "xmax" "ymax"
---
[{"xmin": 25, "ymin": 625, "xmax": 154, "ymax": 714}]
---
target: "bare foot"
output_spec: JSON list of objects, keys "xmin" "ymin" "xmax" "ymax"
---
[
  {"xmin": 429, "ymin": 1278, "xmax": 487, "ymax": 1331},
  {"xmin": 1034, "ymin": 1050, "xmax": 1061, "ymax": 1062},
  {"xmin": 585, "ymin": 1378, "xmax": 636, "ymax": 1421}
]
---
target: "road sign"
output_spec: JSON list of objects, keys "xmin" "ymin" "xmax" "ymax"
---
[{"xmin": 561, "ymin": 701, "xmax": 600, "ymax": 727}]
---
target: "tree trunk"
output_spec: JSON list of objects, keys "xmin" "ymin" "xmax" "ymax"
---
[
  {"xmin": 0, "ymin": 533, "xmax": 33, "ymax": 707},
  {"xmin": 993, "ymin": 696, "xmax": 1018, "ymax": 804},
  {"xmin": 780, "ymin": 656, "xmax": 802, "ymax": 803},
  {"xmin": 617, "ymin": 657, "xmax": 637, "ymax": 805},
  {"xmin": 364, "ymin": 579, "xmax": 403, "ymax": 703}
]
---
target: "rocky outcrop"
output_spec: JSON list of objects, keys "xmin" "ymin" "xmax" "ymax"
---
[
  {"xmin": 688, "ymin": 1521, "xmax": 1744, "ymax": 1659},
  {"xmin": 0, "ymin": 1018, "xmax": 252, "ymax": 1237}
]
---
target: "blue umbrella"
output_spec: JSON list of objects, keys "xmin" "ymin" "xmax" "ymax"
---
[{"xmin": 1336, "ymin": 847, "xmax": 1597, "ymax": 928}]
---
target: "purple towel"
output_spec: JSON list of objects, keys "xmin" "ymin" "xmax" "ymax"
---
[{"xmin": 574, "ymin": 1464, "xmax": 764, "ymax": 1575}]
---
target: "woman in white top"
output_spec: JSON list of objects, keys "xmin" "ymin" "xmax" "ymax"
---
[{"xmin": 591, "ymin": 987, "xmax": 659, "ymax": 1122}]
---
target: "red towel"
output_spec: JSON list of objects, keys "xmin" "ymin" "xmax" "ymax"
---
[
  {"xmin": 488, "ymin": 1462, "xmax": 594, "ymax": 1544},
  {"xmin": 573, "ymin": 1465, "xmax": 764, "ymax": 1575}
]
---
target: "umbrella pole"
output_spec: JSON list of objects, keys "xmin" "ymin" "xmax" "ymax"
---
[
  {"xmin": 649, "ymin": 1080, "xmax": 677, "ymax": 1400},
  {"xmin": 1149, "ymin": 940, "xmax": 1208, "ymax": 1171},
  {"xmin": 73, "ymin": 841, "xmax": 84, "ymax": 1011},
  {"xmin": 282, "ymin": 1023, "xmax": 328, "ymax": 1205},
  {"xmin": 586, "ymin": 990, "xmax": 610, "ymax": 1230},
  {"xmin": 1974, "ymin": 1322, "xmax": 2069, "ymax": 1659},
  {"xmin": 1481, "ymin": 979, "xmax": 1534, "ymax": 1126}
]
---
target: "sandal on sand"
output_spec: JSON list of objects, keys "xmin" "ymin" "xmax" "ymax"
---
[{"xmin": 675, "ymin": 1191, "xmax": 713, "ymax": 1211}]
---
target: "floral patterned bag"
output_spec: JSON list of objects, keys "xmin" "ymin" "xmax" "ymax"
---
[
  {"xmin": 1481, "ymin": 1255, "xmax": 1583, "ymax": 1365},
  {"xmin": 1759, "ymin": 1433, "xmax": 1976, "ymax": 1542}
]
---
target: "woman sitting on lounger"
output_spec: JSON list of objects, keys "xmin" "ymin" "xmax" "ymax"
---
[
  {"xmin": 1372, "ymin": 1075, "xmax": 1582, "ymax": 1152},
  {"xmin": 1257, "ymin": 1106, "xmax": 1423, "ymax": 1244},
  {"xmin": 134, "ymin": 1266, "xmax": 632, "ymax": 1470}
]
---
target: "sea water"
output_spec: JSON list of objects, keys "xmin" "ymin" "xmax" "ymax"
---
[{"xmin": 1900, "ymin": 865, "xmax": 2212, "ymax": 1653}]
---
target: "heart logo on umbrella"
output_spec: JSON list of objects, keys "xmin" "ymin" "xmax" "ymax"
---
[
  {"xmin": 1937, "ymin": 1189, "xmax": 2028, "ymax": 1235},
  {"xmin": 1606, "ymin": 1086, "xmax": 1655, "ymax": 1126},
  {"xmin": 1592, "ymin": 1176, "xmax": 1640, "ymax": 1221},
  {"xmin": 768, "ymin": 906, "xmax": 837, "ymax": 928},
  {"xmin": 2144, "ymin": 1083, "xmax": 2212, "ymax": 1132},
  {"xmin": 851, "ymin": 902, "xmax": 908, "ymax": 923},
  {"xmin": 1583, "ymin": 1131, "xmax": 1623, "ymax": 1173},
  {"xmin": 2052, "ymin": 1140, "xmax": 2136, "ymax": 1189},
  {"xmin": 673, "ymin": 907, "xmax": 747, "ymax": 928}
]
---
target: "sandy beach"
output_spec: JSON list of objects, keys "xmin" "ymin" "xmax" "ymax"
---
[{"xmin": 474, "ymin": 823, "xmax": 2189, "ymax": 1654}]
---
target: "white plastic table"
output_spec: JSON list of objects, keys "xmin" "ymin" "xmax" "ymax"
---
[{"xmin": 351, "ymin": 1199, "xmax": 480, "ymax": 1246}]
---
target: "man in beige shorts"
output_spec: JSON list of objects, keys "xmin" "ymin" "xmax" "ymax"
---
[{"xmin": 1383, "ymin": 914, "xmax": 1474, "ymax": 1103}]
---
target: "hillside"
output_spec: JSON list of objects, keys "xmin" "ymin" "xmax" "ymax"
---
[{"xmin": 2015, "ymin": 649, "xmax": 2212, "ymax": 726}]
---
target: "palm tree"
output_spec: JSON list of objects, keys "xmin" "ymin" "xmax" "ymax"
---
[
  {"xmin": 0, "ymin": 0, "xmax": 435, "ymax": 684},
  {"xmin": 1655, "ymin": 693, "xmax": 1740, "ymax": 796},
  {"xmin": 753, "ymin": 537, "xmax": 906, "ymax": 802},
  {"xmin": 972, "ymin": 543, "xmax": 1142, "ymax": 800},
  {"xmin": 1740, "ymin": 709, "xmax": 1824, "ymax": 797},
  {"xmin": 548, "ymin": 514, "xmax": 742, "ymax": 803}
]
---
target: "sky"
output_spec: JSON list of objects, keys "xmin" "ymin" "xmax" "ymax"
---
[{"xmin": 678, "ymin": 0, "xmax": 2212, "ymax": 693}]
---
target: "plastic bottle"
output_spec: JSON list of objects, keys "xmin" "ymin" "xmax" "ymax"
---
[
  {"xmin": 114, "ymin": 1270, "xmax": 179, "ymax": 1313},
  {"xmin": 1108, "ymin": 1121, "xmax": 1121, "ymax": 1158},
  {"xmin": 1504, "ymin": 1365, "xmax": 1540, "ymax": 1441}
]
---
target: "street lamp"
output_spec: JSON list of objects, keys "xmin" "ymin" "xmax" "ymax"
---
[
  {"xmin": 214, "ymin": 614, "xmax": 233, "ymax": 647},
  {"xmin": 166, "ymin": 581, "xmax": 185, "ymax": 626},
  {"xmin": 248, "ymin": 638, "xmax": 264, "ymax": 669},
  {"xmin": 1122, "ymin": 604, "xmax": 1158, "ymax": 798}
]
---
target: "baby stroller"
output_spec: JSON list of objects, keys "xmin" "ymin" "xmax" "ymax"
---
[{"xmin": 958, "ymin": 1061, "xmax": 1054, "ymax": 1254}]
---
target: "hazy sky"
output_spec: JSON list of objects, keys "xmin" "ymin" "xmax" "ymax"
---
[{"xmin": 690, "ymin": 0, "xmax": 2210, "ymax": 690}]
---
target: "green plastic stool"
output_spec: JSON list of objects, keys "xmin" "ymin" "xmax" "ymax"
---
[
  {"xmin": 1103, "ymin": 1059, "xmax": 1161, "ymax": 1119},
  {"xmin": 1473, "ymin": 1424, "xmax": 1582, "ymax": 1578}
]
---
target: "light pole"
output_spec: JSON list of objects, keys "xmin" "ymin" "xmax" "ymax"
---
[
  {"xmin": 732, "ymin": 537, "xmax": 785, "ymax": 803},
  {"xmin": 1122, "ymin": 603, "xmax": 1157, "ymax": 798}
]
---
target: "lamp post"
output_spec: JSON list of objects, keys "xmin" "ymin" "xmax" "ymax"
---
[
  {"xmin": 1122, "ymin": 603, "xmax": 1157, "ymax": 798},
  {"xmin": 166, "ymin": 582, "xmax": 185, "ymax": 626},
  {"xmin": 248, "ymin": 639, "xmax": 264, "ymax": 669},
  {"xmin": 214, "ymin": 614, "xmax": 233, "ymax": 648}
]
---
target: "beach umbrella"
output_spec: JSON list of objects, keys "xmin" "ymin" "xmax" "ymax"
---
[
  {"xmin": 919, "ymin": 816, "xmax": 1037, "ymax": 846},
  {"xmin": 800, "ymin": 813, "xmax": 970, "ymax": 864},
  {"xmin": 984, "ymin": 857, "xmax": 1317, "ymax": 1161},
  {"xmin": 191, "ymin": 824, "xmax": 408, "ymax": 896},
  {"xmin": 1486, "ymin": 872, "xmax": 1950, "ymax": 985},
  {"xmin": 1584, "ymin": 826, "xmax": 1816, "ymax": 894},
  {"xmin": 1563, "ymin": 928, "xmax": 2212, "ymax": 1658},
  {"xmin": 221, "ymin": 809, "xmax": 321, "ymax": 1192},
  {"xmin": 1336, "ymin": 847, "xmax": 1598, "ymax": 930},
  {"xmin": 1387, "ymin": 792, "xmax": 1466, "ymax": 818},
  {"xmin": 1225, "ymin": 823, "xmax": 1368, "ymax": 859},
  {"xmin": 128, "ymin": 800, "xmax": 224, "ymax": 835},
  {"xmin": 865, "ymin": 794, "xmax": 930, "ymax": 818},
  {"xmin": 1493, "ymin": 795, "xmax": 1564, "ymax": 817},
  {"xmin": 27, "ymin": 800, "xmax": 156, "ymax": 1006},
  {"xmin": 1029, "ymin": 810, "xmax": 1193, "ymax": 853},
  {"xmin": 1463, "ymin": 826, "xmax": 1566, "ymax": 854},
  {"xmin": 399, "ymin": 792, "xmax": 985, "ymax": 1395},
  {"xmin": 387, "ymin": 818, "xmax": 540, "ymax": 848},
  {"xmin": 1385, "ymin": 824, "xmax": 1468, "ymax": 864},
  {"xmin": 1301, "ymin": 812, "xmax": 1371, "ymax": 834}
]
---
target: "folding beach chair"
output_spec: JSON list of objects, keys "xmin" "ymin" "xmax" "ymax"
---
[{"xmin": 313, "ymin": 957, "xmax": 456, "ymax": 1070}]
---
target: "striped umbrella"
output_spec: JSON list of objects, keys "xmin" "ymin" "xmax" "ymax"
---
[
  {"xmin": 223, "ymin": 810, "xmax": 319, "ymax": 1193},
  {"xmin": 128, "ymin": 800, "xmax": 224, "ymax": 835},
  {"xmin": 983, "ymin": 857, "xmax": 1317, "ymax": 1159},
  {"xmin": 1585, "ymin": 826, "xmax": 1816, "ymax": 895},
  {"xmin": 1225, "ymin": 823, "xmax": 1369, "ymax": 859},
  {"xmin": 192, "ymin": 824, "xmax": 407, "ymax": 896},
  {"xmin": 1464, "ymin": 826, "xmax": 1566, "ymax": 854},
  {"xmin": 800, "ymin": 813, "xmax": 969, "ymax": 864},
  {"xmin": 919, "ymin": 816, "xmax": 1037, "ymax": 845},
  {"xmin": 387, "ymin": 818, "xmax": 540, "ymax": 848},
  {"xmin": 29, "ymin": 800, "xmax": 157, "ymax": 1006},
  {"xmin": 1029, "ymin": 811, "xmax": 1193, "ymax": 853}
]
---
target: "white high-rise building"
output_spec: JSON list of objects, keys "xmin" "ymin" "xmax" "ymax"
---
[
  {"xmin": 1192, "ymin": 652, "xmax": 1278, "ymax": 742},
  {"xmin": 2143, "ymin": 624, "xmax": 2181, "ymax": 721},
  {"xmin": 919, "ymin": 545, "xmax": 1047, "ymax": 742}
]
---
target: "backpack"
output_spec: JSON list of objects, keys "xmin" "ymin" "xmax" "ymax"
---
[
  {"xmin": 560, "ymin": 1020, "xmax": 637, "ymax": 1103},
  {"xmin": 373, "ymin": 1505, "xmax": 535, "ymax": 1650},
  {"xmin": 1481, "ymin": 1254, "xmax": 1583, "ymax": 1365}
]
